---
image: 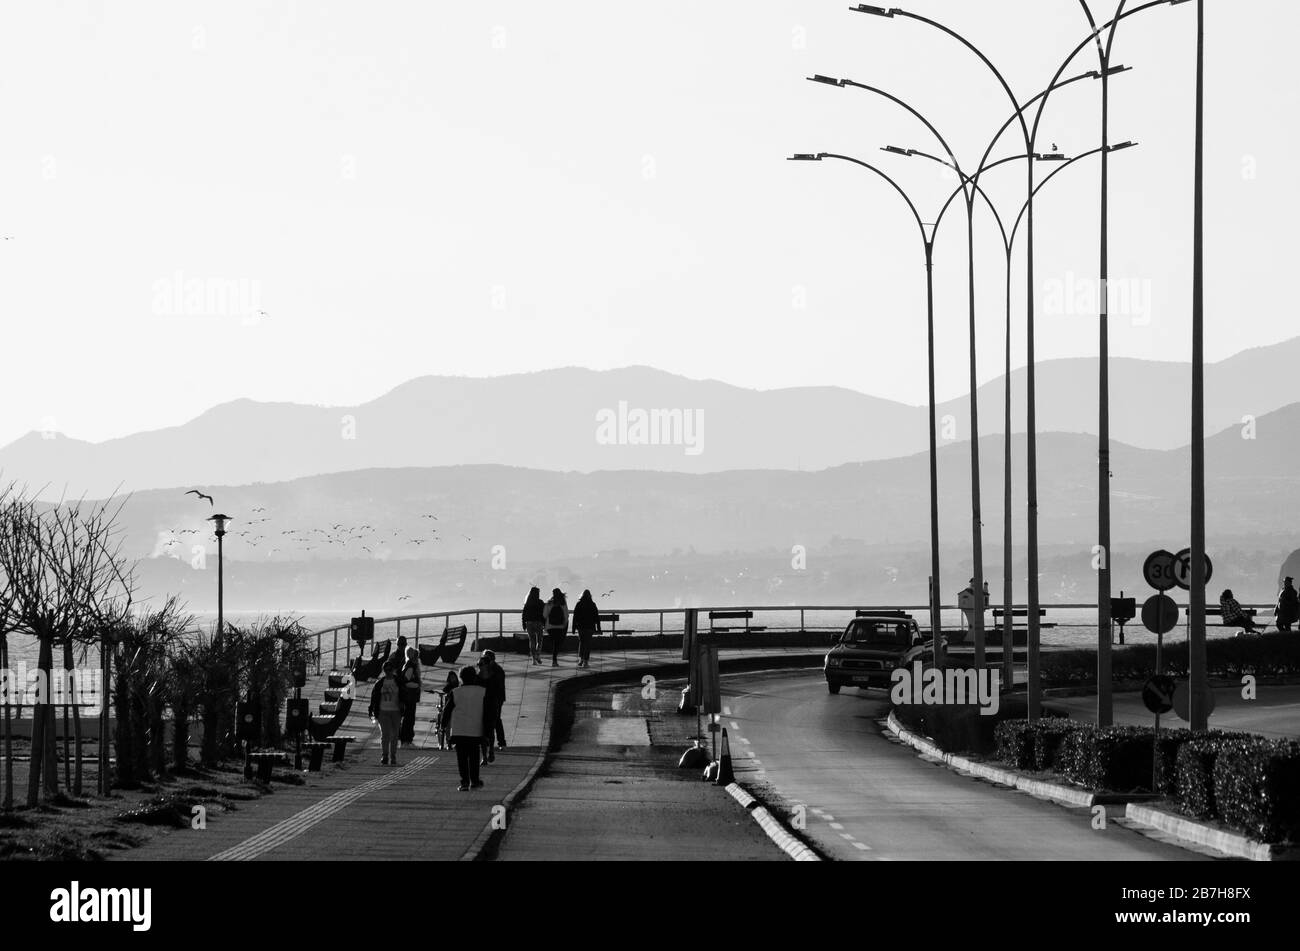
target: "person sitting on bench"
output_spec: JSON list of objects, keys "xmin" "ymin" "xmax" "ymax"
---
[{"xmin": 1219, "ymin": 589, "xmax": 1260, "ymax": 634}]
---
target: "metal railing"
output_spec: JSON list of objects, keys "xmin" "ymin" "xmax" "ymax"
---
[{"xmin": 308, "ymin": 601, "xmax": 1275, "ymax": 675}]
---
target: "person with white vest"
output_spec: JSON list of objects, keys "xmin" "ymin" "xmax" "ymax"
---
[{"xmin": 442, "ymin": 665, "xmax": 488, "ymax": 791}]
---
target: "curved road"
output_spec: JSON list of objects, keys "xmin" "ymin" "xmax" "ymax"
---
[{"xmin": 720, "ymin": 669, "xmax": 1212, "ymax": 862}]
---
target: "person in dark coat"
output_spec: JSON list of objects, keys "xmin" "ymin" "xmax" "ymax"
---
[
  {"xmin": 543, "ymin": 589, "xmax": 569, "ymax": 667},
  {"xmin": 572, "ymin": 590, "xmax": 602, "ymax": 668},
  {"xmin": 522, "ymin": 587, "xmax": 545, "ymax": 664},
  {"xmin": 398, "ymin": 646, "xmax": 421, "ymax": 746},
  {"xmin": 1276, "ymin": 577, "xmax": 1299, "ymax": 632},
  {"xmin": 477, "ymin": 650, "xmax": 506, "ymax": 764}
]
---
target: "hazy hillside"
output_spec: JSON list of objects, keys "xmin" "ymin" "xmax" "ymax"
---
[{"xmin": 4, "ymin": 339, "xmax": 1298, "ymax": 497}]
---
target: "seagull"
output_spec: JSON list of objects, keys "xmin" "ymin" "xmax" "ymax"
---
[
  {"xmin": 601, "ymin": 589, "xmax": 616, "ymax": 598},
  {"xmin": 251, "ymin": 506, "xmax": 265, "ymax": 513},
  {"xmin": 1051, "ymin": 142, "xmax": 1059, "ymax": 151},
  {"xmin": 185, "ymin": 489, "xmax": 214, "ymax": 506},
  {"xmin": 461, "ymin": 534, "xmax": 472, "ymax": 541},
  {"xmin": 398, "ymin": 594, "xmax": 412, "ymax": 601},
  {"xmin": 422, "ymin": 514, "xmax": 438, "ymax": 520}
]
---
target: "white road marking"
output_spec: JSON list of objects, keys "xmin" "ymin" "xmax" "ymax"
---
[
  {"xmin": 840, "ymin": 833, "xmax": 856, "ymax": 841},
  {"xmin": 853, "ymin": 842, "xmax": 872, "ymax": 851},
  {"xmin": 729, "ymin": 721, "xmax": 740, "ymax": 730},
  {"xmin": 829, "ymin": 822, "xmax": 844, "ymax": 830}
]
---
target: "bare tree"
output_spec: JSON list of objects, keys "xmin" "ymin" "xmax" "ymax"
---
[
  {"xmin": 0, "ymin": 492, "xmax": 132, "ymax": 805},
  {"xmin": 0, "ymin": 484, "xmax": 20, "ymax": 811}
]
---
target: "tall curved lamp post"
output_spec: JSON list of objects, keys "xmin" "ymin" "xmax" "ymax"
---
[
  {"xmin": 854, "ymin": 0, "xmax": 1192, "ymax": 719},
  {"xmin": 810, "ymin": 74, "xmax": 990, "ymax": 670}
]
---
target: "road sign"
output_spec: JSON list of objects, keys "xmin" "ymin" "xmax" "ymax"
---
[
  {"xmin": 699, "ymin": 645, "xmax": 721, "ymax": 716},
  {"xmin": 1141, "ymin": 675, "xmax": 1176, "ymax": 715},
  {"xmin": 1142, "ymin": 550, "xmax": 1178, "ymax": 591},
  {"xmin": 1141, "ymin": 594, "xmax": 1179, "ymax": 635},
  {"xmin": 1173, "ymin": 681, "xmax": 1216, "ymax": 722},
  {"xmin": 1171, "ymin": 548, "xmax": 1213, "ymax": 591}
]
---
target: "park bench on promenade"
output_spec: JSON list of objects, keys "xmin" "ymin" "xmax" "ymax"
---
[
  {"xmin": 1186, "ymin": 606, "xmax": 1259, "ymax": 628},
  {"xmin": 246, "ymin": 749, "xmax": 290, "ymax": 782},
  {"xmin": 353, "ymin": 639, "xmax": 392, "ymax": 682},
  {"xmin": 417, "ymin": 624, "xmax": 468, "ymax": 667},
  {"xmin": 708, "ymin": 610, "xmax": 766, "ymax": 633},
  {"xmin": 599, "ymin": 613, "xmax": 619, "ymax": 638},
  {"xmin": 309, "ymin": 668, "xmax": 355, "ymax": 743}
]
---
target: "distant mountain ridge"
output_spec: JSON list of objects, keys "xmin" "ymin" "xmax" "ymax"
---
[{"xmin": 3, "ymin": 338, "xmax": 1298, "ymax": 498}]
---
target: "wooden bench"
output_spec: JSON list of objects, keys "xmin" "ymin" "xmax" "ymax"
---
[
  {"xmin": 708, "ymin": 610, "xmax": 767, "ymax": 633},
  {"xmin": 309, "ymin": 695, "xmax": 353, "ymax": 742},
  {"xmin": 1186, "ymin": 607, "xmax": 1258, "ymax": 626},
  {"xmin": 353, "ymin": 639, "xmax": 392, "ymax": 682},
  {"xmin": 246, "ymin": 750, "xmax": 290, "ymax": 783},
  {"xmin": 991, "ymin": 608, "xmax": 1058, "ymax": 629},
  {"xmin": 301, "ymin": 741, "xmax": 331, "ymax": 772},
  {"xmin": 598, "ymin": 613, "xmax": 619, "ymax": 637},
  {"xmin": 418, "ymin": 625, "xmax": 468, "ymax": 666}
]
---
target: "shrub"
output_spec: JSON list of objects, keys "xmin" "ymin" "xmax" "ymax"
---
[
  {"xmin": 1032, "ymin": 718, "xmax": 1087, "ymax": 772},
  {"xmin": 1213, "ymin": 739, "xmax": 1300, "ymax": 844},
  {"xmin": 1176, "ymin": 732, "xmax": 1260, "ymax": 820},
  {"xmin": 1084, "ymin": 726, "xmax": 1155, "ymax": 792},
  {"xmin": 994, "ymin": 720, "xmax": 1034, "ymax": 769}
]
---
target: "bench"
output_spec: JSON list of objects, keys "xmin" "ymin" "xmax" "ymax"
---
[
  {"xmin": 309, "ymin": 695, "xmax": 353, "ymax": 742},
  {"xmin": 301, "ymin": 741, "xmax": 332, "ymax": 772},
  {"xmin": 708, "ymin": 610, "xmax": 767, "ymax": 633},
  {"xmin": 1186, "ymin": 607, "xmax": 1258, "ymax": 626},
  {"xmin": 598, "ymin": 613, "xmax": 619, "ymax": 637},
  {"xmin": 418, "ymin": 625, "xmax": 468, "ymax": 667},
  {"xmin": 991, "ymin": 608, "xmax": 1058, "ymax": 629},
  {"xmin": 353, "ymin": 639, "xmax": 392, "ymax": 682},
  {"xmin": 246, "ymin": 750, "xmax": 290, "ymax": 783}
]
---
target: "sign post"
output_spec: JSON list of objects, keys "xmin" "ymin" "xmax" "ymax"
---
[{"xmin": 1141, "ymin": 674, "xmax": 1176, "ymax": 792}]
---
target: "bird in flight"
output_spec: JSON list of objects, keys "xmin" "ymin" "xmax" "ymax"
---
[
  {"xmin": 185, "ymin": 489, "xmax": 214, "ymax": 506},
  {"xmin": 252, "ymin": 506, "xmax": 265, "ymax": 513},
  {"xmin": 601, "ymin": 589, "xmax": 615, "ymax": 598},
  {"xmin": 422, "ymin": 514, "xmax": 438, "ymax": 520},
  {"xmin": 398, "ymin": 594, "xmax": 412, "ymax": 601}
]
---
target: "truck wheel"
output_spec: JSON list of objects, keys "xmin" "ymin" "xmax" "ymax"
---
[{"xmin": 827, "ymin": 683, "xmax": 840, "ymax": 695}]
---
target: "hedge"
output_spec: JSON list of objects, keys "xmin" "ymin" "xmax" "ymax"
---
[
  {"xmin": 1213, "ymin": 739, "xmax": 1300, "ymax": 844},
  {"xmin": 1039, "ymin": 632, "xmax": 1300, "ymax": 687}
]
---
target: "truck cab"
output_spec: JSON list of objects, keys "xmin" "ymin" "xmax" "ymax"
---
[{"xmin": 824, "ymin": 612, "xmax": 927, "ymax": 694}]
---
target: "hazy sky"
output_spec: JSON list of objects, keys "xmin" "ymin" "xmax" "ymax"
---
[{"xmin": 2, "ymin": 0, "xmax": 1296, "ymax": 447}]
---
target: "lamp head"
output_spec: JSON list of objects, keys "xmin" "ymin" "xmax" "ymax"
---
[
  {"xmin": 851, "ymin": 4, "xmax": 898, "ymax": 16},
  {"xmin": 788, "ymin": 154, "xmax": 823, "ymax": 162},
  {"xmin": 807, "ymin": 74, "xmax": 843, "ymax": 87}
]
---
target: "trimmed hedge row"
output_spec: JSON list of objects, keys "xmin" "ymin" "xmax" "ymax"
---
[
  {"xmin": 1040, "ymin": 632, "xmax": 1300, "ymax": 687},
  {"xmin": 989, "ymin": 720, "xmax": 1299, "ymax": 844}
]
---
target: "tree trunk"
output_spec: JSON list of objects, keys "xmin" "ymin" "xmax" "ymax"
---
[
  {"xmin": 130, "ymin": 691, "xmax": 149, "ymax": 782},
  {"xmin": 113, "ymin": 655, "xmax": 136, "ymax": 789},
  {"xmin": 148, "ymin": 693, "xmax": 165, "ymax": 778},
  {"xmin": 61, "ymin": 640, "xmax": 73, "ymax": 793},
  {"xmin": 172, "ymin": 701, "xmax": 189, "ymax": 773},
  {"xmin": 1, "ymin": 634, "xmax": 11, "ymax": 811},
  {"xmin": 27, "ymin": 637, "xmax": 57, "ymax": 805}
]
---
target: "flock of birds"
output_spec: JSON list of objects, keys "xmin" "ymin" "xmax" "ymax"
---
[{"xmin": 161, "ymin": 489, "xmax": 620, "ymax": 604}]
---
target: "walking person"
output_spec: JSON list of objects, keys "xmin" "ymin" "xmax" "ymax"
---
[
  {"xmin": 437, "ymin": 669, "xmax": 460, "ymax": 750},
  {"xmin": 572, "ymin": 589, "xmax": 601, "ymax": 668},
  {"xmin": 522, "ymin": 587, "xmax": 546, "ymax": 664},
  {"xmin": 477, "ymin": 651, "xmax": 506, "ymax": 764},
  {"xmin": 368, "ymin": 661, "xmax": 404, "ymax": 766},
  {"xmin": 1219, "ymin": 589, "xmax": 1261, "ymax": 634},
  {"xmin": 398, "ymin": 646, "xmax": 422, "ymax": 747},
  {"xmin": 1276, "ymin": 577, "xmax": 1299, "ymax": 632},
  {"xmin": 544, "ymin": 588, "xmax": 569, "ymax": 667},
  {"xmin": 442, "ymin": 666, "xmax": 488, "ymax": 791}
]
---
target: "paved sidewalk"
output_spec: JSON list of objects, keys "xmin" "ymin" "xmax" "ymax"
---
[{"xmin": 115, "ymin": 642, "xmax": 817, "ymax": 861}]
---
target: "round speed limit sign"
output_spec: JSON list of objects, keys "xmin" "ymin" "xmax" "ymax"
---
[{"xmin": 1143, "ymin": 550, "xmax": 1178, "ymax": 592}]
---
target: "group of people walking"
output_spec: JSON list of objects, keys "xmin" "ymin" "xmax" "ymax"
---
[
  {"xmin": 366, "ymin": 636, "xmax": 423, "ymax": 766},
  {"xmin": 521, "ymin": 586, "xmax": 602, "ymax": 667}
]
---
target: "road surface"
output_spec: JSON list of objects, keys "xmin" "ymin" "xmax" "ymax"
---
[{"xmin": 721, "ymin": 669, "xmax": 1213, "ymax": 862}]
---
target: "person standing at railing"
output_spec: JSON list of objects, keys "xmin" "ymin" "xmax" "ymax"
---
[
  {"xmin": 522, "ymin": 587, "xmax": 546, "ymax": 664},
  {"xmin": 572, "ymin": 590, "xmax": 601, "ymax": 668},
  {"xmin": 544, "ymin": 588, "xmax": 569, "ymax": 667}
]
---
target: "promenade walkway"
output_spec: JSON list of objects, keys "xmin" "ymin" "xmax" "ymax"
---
[{"xmin": 116, "ymin": 640, "xmax": 818, "ymax": 861}]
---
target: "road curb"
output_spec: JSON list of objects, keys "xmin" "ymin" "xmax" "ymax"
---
[
  {"xmin": 1123, "ymin": 803, "xmax": 1294, "ymax": 862},
  {"xmin": 460, "ymin": 652, "xmax": 825, "ymax": 861},
  {"xmin": 887, "ymin": 712, "xmax": 1108, "ymax": 810},
  {"xmin": 724, "ymin": 783, "xmax": 820, "ymax": 862},
  {"xmin": 886, "ymin": 712, "xmax": 1289, "ymax": 861}
]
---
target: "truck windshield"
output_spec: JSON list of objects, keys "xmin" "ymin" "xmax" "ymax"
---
[{"xmin": 842, "ymin": 621, "xmax": 912, "ymax": 647}]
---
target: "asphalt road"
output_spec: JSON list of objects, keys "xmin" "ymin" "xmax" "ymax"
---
[{"xmin": 720, "ymin": 669, "xmax": 1213, "ymax": 862}]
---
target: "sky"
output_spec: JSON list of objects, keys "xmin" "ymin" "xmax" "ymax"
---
[{"xmin": 1, "ymin": 0, "xmax": 1296, "ymax": 447}]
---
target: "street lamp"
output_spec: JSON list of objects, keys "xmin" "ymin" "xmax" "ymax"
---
[
  {"xmin": 788, "ymin": 150, "xmax": 945, "ymax": 666},
  {"xmin": 825, "ymin": 75, "xmax": 991, "ymax": 672},
  {"xmin": 208, "ymin": 513, "xmax": 231, "ymax": 639},
  {"xmin": 853, "ymin": 0, "xmax": 1191, "ymax": 720}
]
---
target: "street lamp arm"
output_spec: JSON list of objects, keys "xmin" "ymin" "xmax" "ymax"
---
[
  {"xmin": 904, "ymin": 149, "xmax": 1011, "ymax": 256},
  {"xmin": 1009, "ymin": 144, "xmax": 1125, "ymax": 247},
  {"xmin": 836, "ymin": 80, "xmax": 968, "ymax": 185},
  {"xmin": 813, "ymin": 153, "xmax": 931, "ymax": 251}
]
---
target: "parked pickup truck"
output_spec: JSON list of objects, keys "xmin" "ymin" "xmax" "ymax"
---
[{"xmin": 824, "ymin": 611, "xmax": 930, "ymax": 694}]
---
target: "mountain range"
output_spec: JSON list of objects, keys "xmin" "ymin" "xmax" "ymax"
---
[{"xmin": 5, "ymin": 338, "xmax": 1299, "ymax": 498}]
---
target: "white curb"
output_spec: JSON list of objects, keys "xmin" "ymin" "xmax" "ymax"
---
[
  {"xmin": 1124, "ymin": 803, "xmax": 1288, "ymax": 862},
  {"xmin": 724, "ymin": 783, "xmax": 820, "ymax": 862}
]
